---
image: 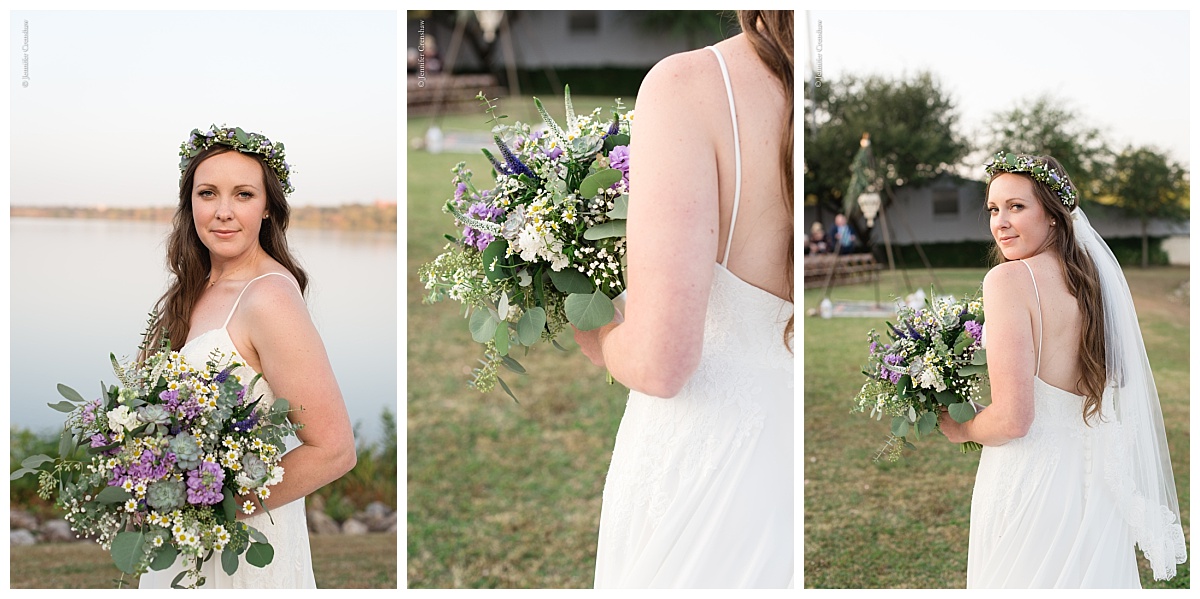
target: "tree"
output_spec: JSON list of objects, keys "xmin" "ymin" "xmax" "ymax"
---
[
  {"xmin": 804, "ymin": 71, "xmax": 970, "ymax": 237},
  {"xmin": 1104, "ymin": 146, "xmax": 1189, "ymax": 268},
  {"xmin": 982, "ymin": 94, "xmax": 1111, "ymax": 201}
]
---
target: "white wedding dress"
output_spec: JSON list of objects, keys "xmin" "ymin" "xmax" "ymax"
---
[
  {"xmin": 592, "ymin": 46, "xmax": 795, "ymax": 589},
  {"xmin": 968, "ymin": 260, "xmax": 1139, "ymax": 588},
  {"xmin": 139, "ymin": 272, "xmax": 316, "ymax": 589}
]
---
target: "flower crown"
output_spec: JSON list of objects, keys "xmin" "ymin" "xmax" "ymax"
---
[
  {"xmin": 983, "ymin": 152, "xmax": 1077, "ymax": 208},
  {"xmin": 179, "ymin": 125, "xmax": 293, "ymax": 195}
]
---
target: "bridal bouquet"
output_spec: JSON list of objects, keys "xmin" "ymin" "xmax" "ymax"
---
[
  {"xmin": 418, "ymin": 88, "xmax": 632, "ymax": 399},
  {"xmin": 11, "ymin": 330, "xmax": 301, "ymax": 588},
  {"xmin": 850, "ymin": 291, "xmax": 988, "ymax": 461}
]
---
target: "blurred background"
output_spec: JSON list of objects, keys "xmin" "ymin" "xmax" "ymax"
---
[
  {"xmin": 800, "ymin": 10, "xmax": 1189, "ymax": 589},
  {"xmin": 9, "ymin": 10, "xmax": 397, "ymax": 588},
  {"xmin": 405, "ymin": 9, "xmax": 745, "ymax": 588}
]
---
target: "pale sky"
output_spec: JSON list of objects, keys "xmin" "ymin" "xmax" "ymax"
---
[
  {"xmin": 9, "ymin": 10, "xmax": 397, "ymax": 207},
  {"xmin": 803, "ymin": 10, "xmax": 1191, "ymax": 169}
]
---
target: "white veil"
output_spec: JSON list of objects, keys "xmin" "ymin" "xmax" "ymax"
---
[{"xmin": 1071, "ymin": 207, "xmax": 1187, "ymax": 580}]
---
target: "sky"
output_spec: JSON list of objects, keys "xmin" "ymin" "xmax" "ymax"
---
[
  {"xmin": 802, "ymin": 10, "xmax": 1191, "ymax": 169},
  {"xmin": 9, "ymin": 10, "xmax": 397, "ymax": 208}
]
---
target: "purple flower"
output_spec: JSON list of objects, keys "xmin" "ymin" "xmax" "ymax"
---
[
  {"xmin": 186, "ymin": 461, "xmax": 225, "ymax": 505},
  {"xmin": 214, "ymin": 367, "xmax": 232, "ymax": 384},
  {"xmin": 880, "ymin": 354, "xmax": 904, "ymax": 384},
  {"xmin": 462, "ymin": 201, "xmax": 506, "ymax": 251},
  {"xmin": 545, "ymin": 146, "xmax": 563, "ymax": 160},
  {"xmin": 608, "ymin": 145, "xmax": 630, "ymax": 189},
  {"xmin": 607, "ymin": 120, "xmax": 620, "ymax": 136},
  {"xmin": 454, "ymin": 182, "xmax": 468, "ymax": 204},
  {"xmin": 232, "ymin": 412, "xmax": 260, "ymax": 433},
  {"xmin": 964, "ymin": 320, "xmax": 983, "ymax": 341},
  {"xmin": 90, "ymin": 433, "xmax": 110, "ymax": 448}
]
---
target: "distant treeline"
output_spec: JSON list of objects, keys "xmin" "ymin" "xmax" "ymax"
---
[{"xmin": 11, "ymin": 203, "xmax": 397, "ymax": 233}]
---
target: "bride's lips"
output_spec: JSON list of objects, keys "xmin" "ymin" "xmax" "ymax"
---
[
  {"xmin": 998, "ymin": 235, "xmax": 1017, "ymax": 244},
  {"xmin": 212, "ymin": 229, "xmax": 239, "ymax": 239}
]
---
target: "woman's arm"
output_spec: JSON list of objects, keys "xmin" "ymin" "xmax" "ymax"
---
[
  {"xmin": 575, "ymin": 51, "xmax": 721, "ymax": 398},
  {"xmin": 939, "ymin": 263, "xmax": 1037, "ymax": 446},
  {"xmin": 238, "ymin": 276, "xmax": 357, "ymax": 513}
]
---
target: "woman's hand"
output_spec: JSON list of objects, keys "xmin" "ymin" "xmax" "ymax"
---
[
  {"xmin": 573, "ymin": 325, "xmax": 610, "ymax": 368},
  {"xmin": 938, "ymin": 406, "xmax": 972, "ymax": 444}
]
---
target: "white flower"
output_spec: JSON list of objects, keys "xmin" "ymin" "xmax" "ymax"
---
[
  {"xmin": 267, "ymin": 466, "xmax": 285, "ymax": 486},
  {"xmin": 107, "ymin": 405, "xmax": 139, "ymax": 433}
]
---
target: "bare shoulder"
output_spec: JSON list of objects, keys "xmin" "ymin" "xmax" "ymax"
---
[
  {"xmin": 240, "ymin": 273, "xmax": 308, "ymax": 324},
  {"xmin": 983, "ymin": 261, "xmax": 1035, "ymax": 304},
  {"xmin": 638, "ymin": 47, "xmax": 719, "ymax": 100}
]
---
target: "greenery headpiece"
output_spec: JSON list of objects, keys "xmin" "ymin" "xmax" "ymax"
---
[
  {"xmin": 983, "ymin": 152, "xmax": 1077, "ymax": 208},
  {"xmin": 179, "ymin": 125, "xmax": 293, "ymax": 195}
]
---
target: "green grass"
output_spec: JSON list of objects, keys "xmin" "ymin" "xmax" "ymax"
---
[
  {"xmin": 803, "ymin": 268, "xmax": 1190, "ymax": 588},
  {"xmin": 406, "ymin": 99, "xmax": 632, "ymax": 588},
  {"xmin": 7, "ymin": 533, "xmax": 396, "ymax": 588}
]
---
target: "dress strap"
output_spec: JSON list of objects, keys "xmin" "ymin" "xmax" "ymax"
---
[
  {"xmin": 222, "ymin": 272, "xmax": 302, "ymax": 329},
  {"xmin": 707, "ymin": 45, "xmax": 742, "ymax": 268},
  {"xmin": 1018, "ymin": 259, "xmax": 1043, "ymax": 377}
]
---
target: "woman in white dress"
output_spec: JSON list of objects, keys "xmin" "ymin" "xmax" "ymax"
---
[
  {"xmin": 573, "ymin": 11, "xmax": 794, "ymax": 588},
  {"xmin": 938, "ymin": 153, "xmax": 1187, "ymax": 587},
  {"xmin": 138, "ymin": 126, "xmax": 357, "ymax": 588}
]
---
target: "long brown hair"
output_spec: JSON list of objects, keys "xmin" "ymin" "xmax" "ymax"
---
[
  {"xmin": 738, "ymin": 10, "xmax": 794, "ymax": 348},
  {"xmin": 986, "ymin": 155, "xmax": 1105, "ymax": 424},
  {"xmin": 145, "ymin": 145, "xmax": 308, "ymax": 355}
]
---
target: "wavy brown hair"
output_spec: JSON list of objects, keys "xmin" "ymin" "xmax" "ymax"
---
[
  {"xmin": 144, "ymin": 145, "xmax": 308, "ymax": 356},
  {"xmin": 738, "ymin": 10, "xmax": 794, "ymax": 348},
  {"xmin": 986, "ymin": 155, "xmax": 1105, "ymax": 424}
]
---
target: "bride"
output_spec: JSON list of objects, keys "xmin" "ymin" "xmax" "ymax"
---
[
  {"xmin": 573, "ymin": 11, "xmax": 795, "ymax": 589},
  {"xmin": 938, "ymin": 152, "xmax": 1187, "ymax": 587},
  {"xmin": 137, "ymin": 126, "xmax": 357, "ymax": 588}
]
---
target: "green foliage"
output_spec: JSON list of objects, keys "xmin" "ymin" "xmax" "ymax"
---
[
  {"xmin": 1102, "ymin": 145, "xmax": 1189, "ymax": 268},
  {"xmin": 805, "ymin": 71, "xmax": 971, "ymax": 222},
  {"xmin": 982, "ymin": 94, "xmax": 1111, "ymax": 199}
]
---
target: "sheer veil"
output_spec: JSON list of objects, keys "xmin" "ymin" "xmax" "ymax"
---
[{"xmin": 1072, "ymin": 207, "xmax": 1187, "ymax": 580}]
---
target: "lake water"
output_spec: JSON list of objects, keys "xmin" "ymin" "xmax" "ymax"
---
[{"xmin": 9, "ymin": 218, "xmax": 397, "ymax": 444}]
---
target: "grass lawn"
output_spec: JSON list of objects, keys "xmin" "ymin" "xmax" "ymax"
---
[
  {"xmin": 406, "ymin": 96, "xmax": 632, "ymax": 589},
  {"xmin": 7, "ymin": 533, "xmax": 397, "ymax": 588},
  {"xmin": 803, "ymin": 267, "xmax": 1190, "ymax": 588}
]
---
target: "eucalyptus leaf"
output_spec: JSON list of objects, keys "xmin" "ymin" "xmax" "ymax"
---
[
  {"xmin": 111, "ymin": 530, "xmax": 146, "ymax": 574},
  {"xmin": 603, "ymin": 133, "xmax": 630, "ymax": 152},
  {"xmin": 498, "ymin": 291, "xmax": 510, "ymax": 320},
  {"xmin": 516, "ymin": 307, "xmax": 547, "ymax": 346},
  {"xmin": 10, "ymin": 467, "xmax": 37, "ymax": 481},
  {"xmin": 481, "ymin": 239, "xmax": 510, "ymax": 281},
  {"xmin": 245, "ymin": 542, "xmax": 275, "ymax": 568},
  {"xmin": 47, "ymin": 400, "xmax": 78, "ymax": 413},
  {"xmin": 170, "ymin": 570, "xmax": 189, "ymax": 589},
  {"xmin": 58, "ymin": 430, "xmax": 74, "ymax": 460},
  {"xmin": 584, "ymin": 220, "xmax": 626, "ymax": 240},
  {"xmin": 565, "ymin": 291, "xmax": 616, "ymax": 331},
  {"xmin": 957, "ymin": 364, "xmax": 987, "ymax": 377},
  {"xmin": 221, "ymin": 546, "xmax": 240, "ymax": 576},
  {"xmin": 551, "ymin": 339, "xmax": 569, "ymax": 352},
  {"xmin": 494, "ymin": 324, "xmax": 510, "ymax": 356},
  {"xmin": 222, "ymin": 488, "xmax": 237, "ymax": 523},
  {"xmin": 549, "ymin": 268, "xmax": 594, "ymax": 294},
  {"xmin": 907, "ymin": 405, "xmax": 917, "ymax": 423},
  {"xmin": 96, "ymin": 486, "xmax": 132, "ymax": 504},
  {"xmin": 57, "ymin": 383, "xmax": 87, "ymax": 403},
  {"xmin": 246, "ymin": 525, "xmax": 268, "ymax": 544},
  {"xmin": 890, "ymin": 416, "xmax": 909, "ymax": 438},
  {"xmin": 21, "ymin": 454, "xmax": 54, "ymax": 469},
  {"xmin": 606, "ymin": 194, "xmax": 629, "ymax": 219},
  {"xmin": 150, "ymin": 543, "xmax": 179, "ymax": 571},
  {"xmin": 917, "ymin": 411, "xmax": 938, "ymax": 436},
  {"xmin": 469, "ymin": 309, "xmax": 499, "ymax": 344},
  {"xmin": 971, "ymin": 348, "xmax": 988, "ymax": 366},
  {"xmin": 576, "ymin": 168, "xmax": 622, "ymax": 198},
  {"xmin": 948, "ymin": 402, "xmax": 977, "ymax": 423},
  {"xmin": 501, "ymin": 355, "xmax": 526, "ymax": 374},
  {"xmin": 933, "ymin": 390, "xmax": 957, "ymax": 406},
  {"xmin": 496, "ymin": 376, "xmax": 519, "ymax": 403}
]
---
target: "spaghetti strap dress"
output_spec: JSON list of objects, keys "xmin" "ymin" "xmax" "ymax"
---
[
  {"xmin": 592, "ymin": 45, "xmax": 795, "ymax": 589},
  {"xmin": 138, "ymin": 272, "xmax": 317, "ymax": 589}
]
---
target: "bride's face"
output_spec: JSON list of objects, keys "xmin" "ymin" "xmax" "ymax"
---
[
  {"xmin": 986, "ymin": 173, "xmax": 1053, "ymax": 261},
  {"xmin": 191, "ymin": 151, "xmax": 268, "ymax": 262}
]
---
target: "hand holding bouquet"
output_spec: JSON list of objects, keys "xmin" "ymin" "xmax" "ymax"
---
[
  {"xmin": 419, "ymin": 88, "xmax": 632, "ymax": 399},
  {"xmin": 11, "ymin": 326, "xmax": 301, "ymax": 588},
  {"xmin": 850, "ymin": 291, "xmax": 988, "ymax": 460}
]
